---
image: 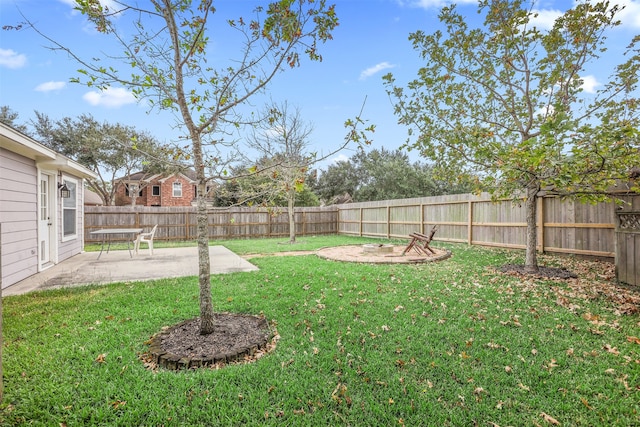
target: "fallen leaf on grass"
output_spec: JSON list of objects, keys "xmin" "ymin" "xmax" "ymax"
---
[
  {"xmin": 603, "ymin": 344, "xmax": 620, "ymax": 355},
  {"xmin": 627, "ymin": 336, "xmax": 640, "ymax": 345},
  {"xmin": 111, "ymin": 400, "xmax": 126, "ymax": 410},
  {"xmin": 618, "ymin": 374, "xmax": 631, "ymax": 391},
  {"xmin": 95, "ymin": 354, "xmax": 107, "ymax": 363},
  {"xmin": 544, "ymin": 359, "xmax": 559, "ymax": 371},
  {"xmin": 540, "ymin": 412, "xmax": 560, "ymax": 425}
]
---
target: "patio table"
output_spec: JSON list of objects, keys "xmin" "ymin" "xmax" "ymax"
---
[{"xmin": 90, "ymin": 228, "xmax": 143, "ymax": 260}]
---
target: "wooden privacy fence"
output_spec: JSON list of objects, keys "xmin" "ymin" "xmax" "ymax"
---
[
  {"xmin": 337, "ymin": 193, "xmax": 640, "ymax": 260},
  {"xmin": 84, "ymin": 206, "xmax": 338, "ymax": 243},
  {"xmin": 615, "ymin": 194, "xmax": 640, "ymax": 287}
]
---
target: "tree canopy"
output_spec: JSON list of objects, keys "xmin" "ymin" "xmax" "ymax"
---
[
  {"xmin": 0, "ymin": 106, "xmax": 30, "ymax": 135},
  {"xmin": 384, "ymin": 0, "xmax": 640, "ymax": 271},
  {"xmin": 31, "ymin": 112, "xmax": 169, "ymax": 205},
  {"xmin": 314, "ymin": 148, "xmax": 473, "ymax": 203}
]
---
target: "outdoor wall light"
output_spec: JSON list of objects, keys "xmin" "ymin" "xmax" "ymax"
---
[{"xmin": 58, "ymin": 182, "xmax": 71, "ymax": 198}]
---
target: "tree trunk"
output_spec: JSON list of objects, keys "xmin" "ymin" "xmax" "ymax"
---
[
  {"xmin": 288, "ymin": 194, "xmax": 296, "ymax": 244},
  {"xmin": 524, "ymin": 186, "xmax": 539, "ymax": 272},
  {"xmin": 197, "ymin": 186, "xmax": 215, "ymax": 334},
  {"xmin": 191, "ymin": 132, "xmax": 215, "ymax": 335}
]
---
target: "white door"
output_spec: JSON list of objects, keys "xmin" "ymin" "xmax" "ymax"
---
[{"xmin": 38, "ymin": 174, "xmax": 53, "ymax": 266}]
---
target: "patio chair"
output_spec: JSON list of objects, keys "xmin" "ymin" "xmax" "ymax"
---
[
  {"xmin": 135, "ymin": 224, "xmax": 158, "ymax": 256},
  {"xmin": 402, "ymin": 225, "xmax": 438, "ymax": 256}
]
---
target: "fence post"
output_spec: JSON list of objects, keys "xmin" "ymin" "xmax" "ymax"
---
[
  {"xmin": 302, "ymin": 210, "xmax": 307, "ymax": 236},
  {"xmin": 467, "ymin": 200, "xmax": 473, "ymax": 245},
  {"xmin": 537, "ymin": 197, "xmax": 544, "ymax": 252},
  {"xmin": 186, "ymin": 209, "xmax": 190, "ymax": 240}
]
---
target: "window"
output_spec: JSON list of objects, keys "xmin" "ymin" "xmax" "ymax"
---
[
  {"xmin": 173, "ymin": 182, "xmax": 182, "ymax": 197},
  {"xmin": 62, "ymin": 177, "xmax": 77, "ymax": 239},
  {"xmin": 152, "ymin": 185, "xmax": 160, "ymax": 196}
]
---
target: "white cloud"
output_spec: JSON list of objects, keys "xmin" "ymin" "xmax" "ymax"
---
[
  {"xmin": 83, "ymin": 87, "xmax": 137, "ymax": 108},
  {"xmin": 579, "ymin": 75, "xmax": 600, "ymax": 94},
  {"xmin": 58, "ymin": 0, "xmax": 119, "ymax": 11},
  {"xmin": 530, "ymin": 8, "xmax": 563, "ymax": 31},
  {"xmin": 614, "ymin": 0, "xmax": 640, "ymax": 29},
  {"xmin": 359, "ymin": 62, "xmax": 396, "ymax": 80},
  {"xmin": 535, "ymin": 104, "xmax": 555, "ymax": 119},
  {"xmin": 0, "ymin": 48, "xmax": 27, "ymax": 69},
  {"xmin": 330, "ymin": 154, "xmax": 349, "ymax": 164},
  {"xmin": 35, "ymin": 81, "xmax": 67, "ymax": 92}
]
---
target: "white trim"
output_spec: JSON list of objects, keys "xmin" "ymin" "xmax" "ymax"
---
[
  {"xmin": 36, "ymin": 169, "xmax": 58, "ymax": 271},
  {"xmin": 172, "ymin": 181, "xmax": 183, "ymax": 197},
  {"xmin": 61, "ymin": 175, "xmax": 79, "ymax": 242}
]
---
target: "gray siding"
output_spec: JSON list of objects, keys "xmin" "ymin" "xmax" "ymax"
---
[
  {"xmin": 0, "ymin": 148, "xmax": 38, "ymax": 287},
  {"xmin": 58, "ymin": 178, "xmax": 85, "ymax": 261}
]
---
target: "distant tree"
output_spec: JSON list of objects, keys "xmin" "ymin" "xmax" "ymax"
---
[
  {"xmin": 384, "ymin": 0, "xmax": 640, "ymax": 272},
  {"xmin": 216, "ymin": 160, "xmax": 319, "ymax": 209},
  {"xmin": 52, "ymin": 0, "xmax": 346, "ymax": 335},
  {"xmin": 313, "ymin": 158, "xmax": 358, "ymax": 203},
  {"xmin": 314, "ymin": 148, "xmax": 472, "ymax": 203},
  {"xmin": 244, "ymin": 101, "xmax": 317, "ymax": 243},
  {"xmin": 31, "ymin": 112, "xmax": 168, "ymax": 205},
  {"xmin": 0, "ymin": 106, "xmax": 30, "ymax": 135}
]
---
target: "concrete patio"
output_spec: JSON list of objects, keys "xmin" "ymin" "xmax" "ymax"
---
[{"xmin": 3, "ymin": 246, "xmax": 258, "ymax": 296}]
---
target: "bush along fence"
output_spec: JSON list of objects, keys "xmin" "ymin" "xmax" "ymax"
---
[{"xmin": 84, "ymin": 191, "xmax": 640, "ymax": 286}]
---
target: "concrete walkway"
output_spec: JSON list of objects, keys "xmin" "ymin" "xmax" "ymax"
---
[{"xmin": 3, "ymin": 246, "xmax": 258, "ymax": 296}]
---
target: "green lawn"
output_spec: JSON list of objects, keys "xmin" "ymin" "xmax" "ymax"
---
[{"xmin": 2, "ymin": 237, "xmax": 639, "ymax": 426}]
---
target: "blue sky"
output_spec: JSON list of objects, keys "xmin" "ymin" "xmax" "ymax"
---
[{"xmin": 1, "ymin": 0, "xmax": 639, "ymax": 169}]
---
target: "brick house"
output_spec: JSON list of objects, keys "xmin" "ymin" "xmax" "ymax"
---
[{"xmin": 114, "ymin": 171, "xmax": 197, "ymax": 207}]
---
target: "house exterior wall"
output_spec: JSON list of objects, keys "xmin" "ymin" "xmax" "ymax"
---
[
  {"xmin": 115, "ymin": 174, "xmax": 195, "ymax": 207},
  {"xmin": 0, "ymin": 147, "xmax": 39, "ymax": 287},
  {"xmin": 158, "ymin": 175, "xmax": 196, "ymax": 207}
]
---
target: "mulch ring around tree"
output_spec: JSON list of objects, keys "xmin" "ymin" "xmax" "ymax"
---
[
  {"xmin": 498, "ymin": 264, "xmax": 578, "ymax": 279},
  {"xmin": 140, "ymin": 313, "xmax": 279, "ymax": 371}
]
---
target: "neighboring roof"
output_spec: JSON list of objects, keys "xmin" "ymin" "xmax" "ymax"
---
[
  {"xmin": 84, "ymin": 188, "xmax": 104, "ymax": 205},
  {"xmin": 158, "ymin": 171, "xmax": 197, "ymax": 184},
  {"xmin": 0, "ymin": 122, "xmax": 97, "ymax": 179}
]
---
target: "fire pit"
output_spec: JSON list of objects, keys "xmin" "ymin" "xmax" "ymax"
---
[{"xmin": 362, "ymin": 244, "xmax": 394, "ymax": 254}]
